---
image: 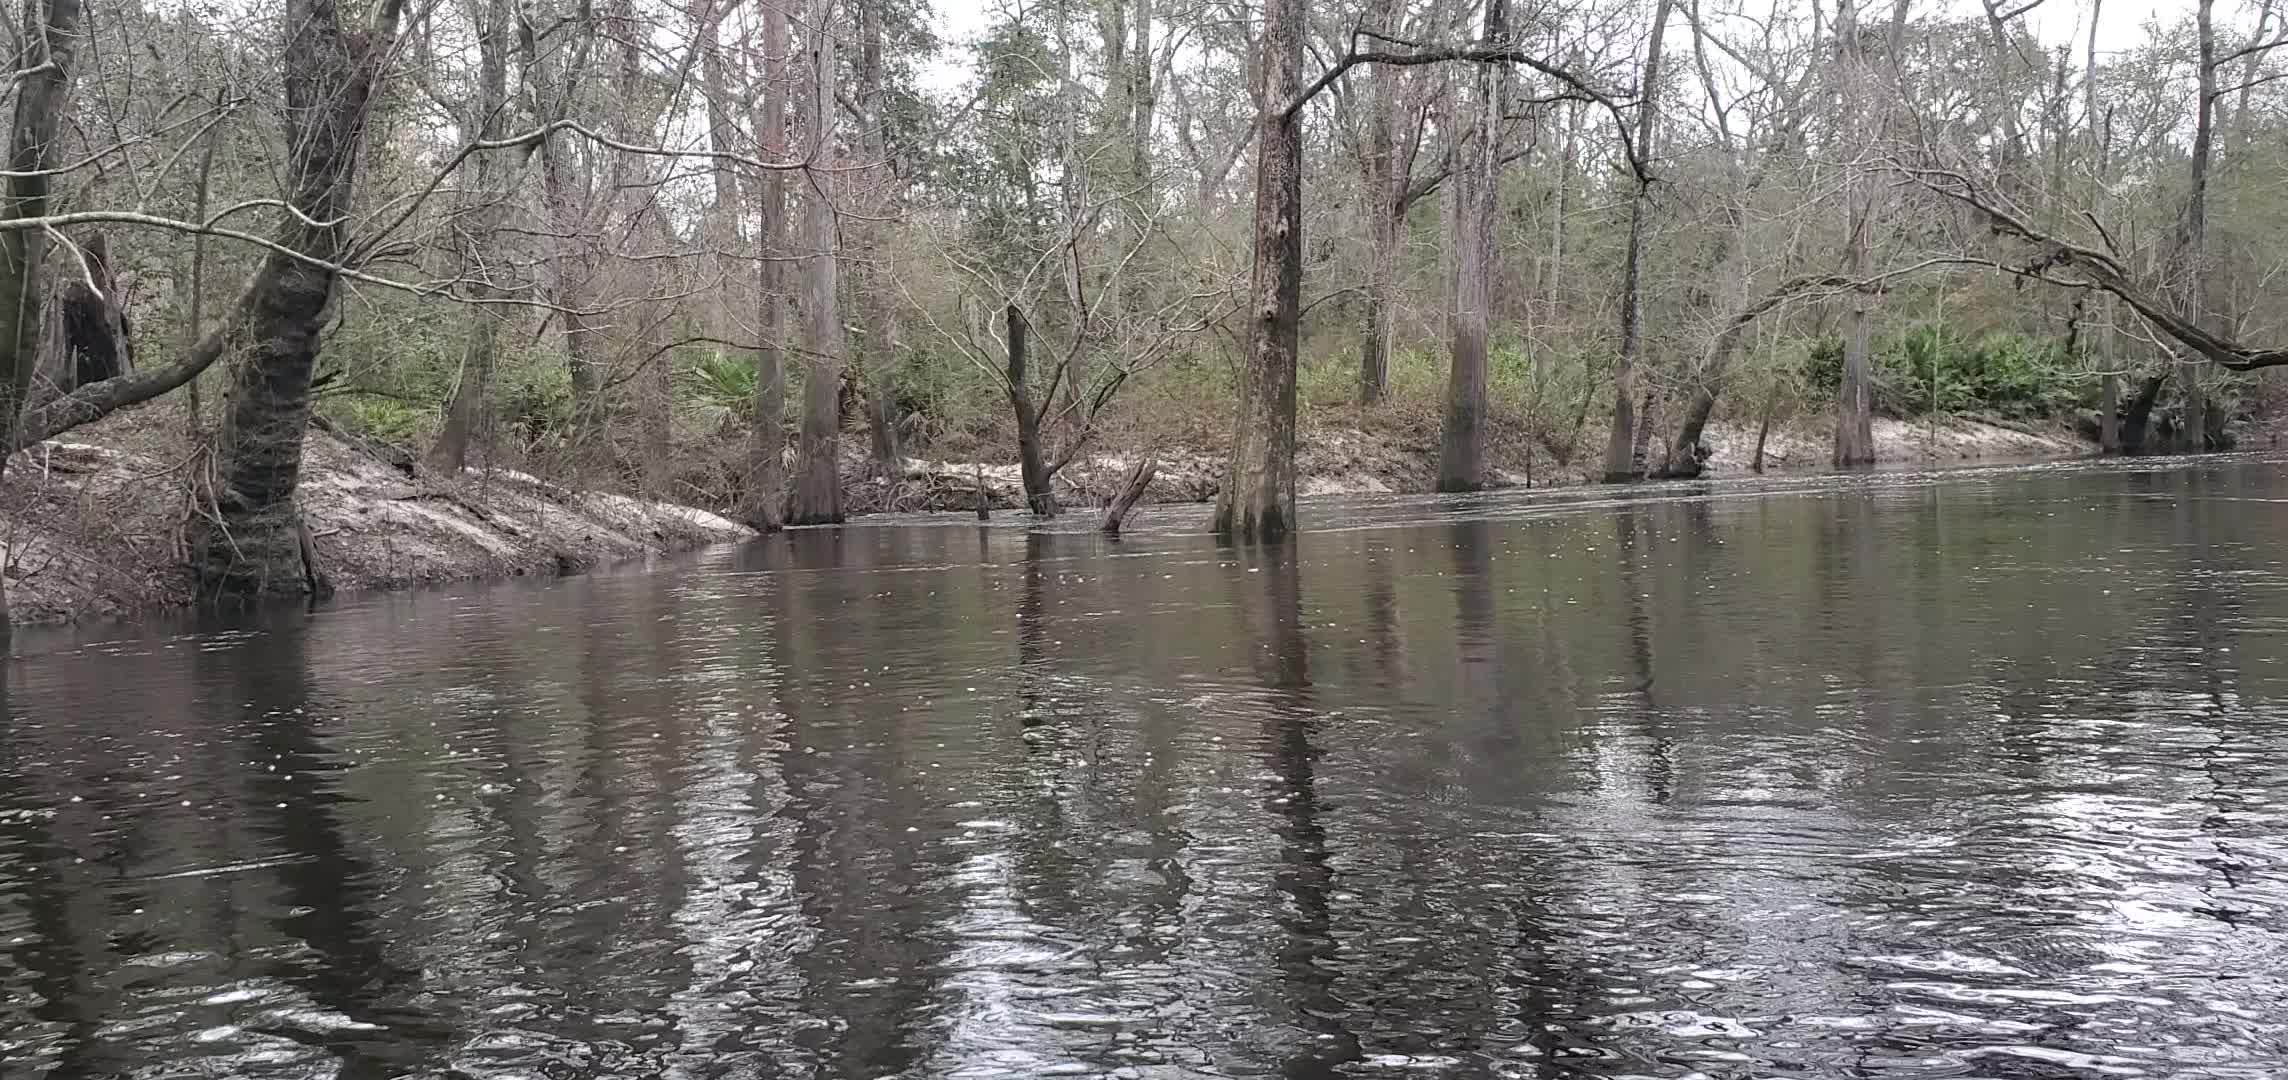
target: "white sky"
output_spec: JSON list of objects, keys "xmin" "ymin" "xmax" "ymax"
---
[{"xmin": 921, "ymin": 0, "xmax": 2202, "ymax": 94}]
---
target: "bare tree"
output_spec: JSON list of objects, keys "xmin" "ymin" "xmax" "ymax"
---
[
  {"xmin": 787, "ymin": 0, "xmax": 845, "ymax": 525},
  {"xmin": 188, "ymin": 0, "xmax": 411, "ymax": 597},
  {"xmin": 428, "ymin": 0, "xmax": 515, "ymax": 473},
  {"xmin": 1212, "ymin": 0, "xmax": 1307, "ymax": 540},
  {"xmin": 1436, "ymin": 0, "xmax": 1508, "ymax": 492},
  {"xmin": 0, "ymin": 0, "xmax": 87, "ymax": 626},
  {"xmin": 1604, "ymin": 0, "xmax": 1675, "ymax": 482},
  {"xmin": 745, "ymin": 0, "xmax": 791, "ymax": 530}
]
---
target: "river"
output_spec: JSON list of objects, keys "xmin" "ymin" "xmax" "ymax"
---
[{"xmin": 4, "ymin": 456, "xmax": 2286, "ymax": 1078}]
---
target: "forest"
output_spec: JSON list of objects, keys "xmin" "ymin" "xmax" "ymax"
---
[{"xmin": 2, "ymin": 0, "xmax": 2286, "ymax": 611}]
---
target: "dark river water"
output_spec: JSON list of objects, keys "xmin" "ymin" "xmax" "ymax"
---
[{"xmin": 5, "ymin": 457, "xmax": 2288, "ymax": 1079}]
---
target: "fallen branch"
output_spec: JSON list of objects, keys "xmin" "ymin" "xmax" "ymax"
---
[{"xmin": 1898, "ymin": 160, "xmax": 2288, "ymax": 371}]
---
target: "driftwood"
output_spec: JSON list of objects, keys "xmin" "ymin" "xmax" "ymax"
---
[{"xmin": 1099, "ymin": 456, "xmax": 1158, "ymax": 535}]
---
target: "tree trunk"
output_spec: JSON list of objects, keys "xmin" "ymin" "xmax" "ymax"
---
[
  {"xmin": 786, "ymin": 8, "xmax": 844, "ymax": 525},
  {"xmin": 2120, "ymin": 373, "xmax": 2165, "ymax": 453},
  {"xmin": 1666, "ymin": 385, "xmax": 1718, "ymax": 478},
  {"xmin": 1354, "ymin": 0, "xmax": 1400, "ymax": 406},
  {"xmin": 1603, "ymin": 0, "xmax": 1673, "ymax": 483},
  {"xmin": 522, "ymin": 4, "xmax": 602, "ymax": 444},
  {"xmin": 1131, "ymin": 0, "xmax": 1155, "ymax": 186},
  {"xmin": 1358, "ymin": 207, "xmax": 1399, "ymax": 406},
  {"xmin": 428, "ymin": 0, "xmax": 513, "ymax": 474},
  {"xmin": 1212, "ymin": 0, "xmax": 1304, "ymax": 541},
  {"xmin": 1437, "ymin": 0, "xmax": 1507, "ymax": 492},
  {"xmin": 2099, "ymin": 372, "xmax": 2120, "ymax": 453},
  {"xmin": 1006, "ymin": 304, "xmax": 1057, "ymax": 516},
  {"xmin": 2175, "ymin": 0, "xmax": 2217, "ymax": 452},
  {"xmin": 183, "ymin": 88, "xmax": 224, "ymax": 439},
  {"xmin": 1834, "ymin": 206, "xmax": 1876, "ymax": 468},
  {"xmin": 1101, "ymin": 455, "xmax": 1158, "ymax": 535},
  {"xmin": 0, "ymin": 0, "xmax": 86, "ymax": 628},
  {"xmin": 1751, "ymin": 384, "xmax": 1778, "ymax": 472},
  {"xmin": 190, "ymin": 0, "xmax": 401, "ymax": 599},
  {"xmin": 1832, "ymin": 0, "xmax": 1884, "ymax": 468},
  {"xmin": 1633, "ymin": 389, "xmax": 1662, "ymax": 474},
  {"xmin": 855, "ymin": 0, "xmax": 901, "ymax": 477},
  {"xmin": 743, "ymin": 0, "xmax": 790, "ymax": 531}
]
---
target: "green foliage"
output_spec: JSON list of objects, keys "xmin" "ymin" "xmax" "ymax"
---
[
  {"xmin": 498, "ymin": 349, "xmax": 574, "ymax": 442},
  {"xmin": 328, "ymin": 395, "xmax": 436, "ymax": 447},
  {"xmin": 684, "ymin": 349, "xmax": 756, "ymax": 414},
  {"xmin": 1803, "ymin": 326, "xmax": 2079, "ymax": 420}
]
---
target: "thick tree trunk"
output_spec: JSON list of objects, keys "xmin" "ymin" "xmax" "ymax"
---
[
  {"xmin": 743, "ymin": 0, "xmax": 791, "ymax": 531},
  {"xmin": 2120, "ymin": 373, "xmax": 2166, "ymax": 453},
  {"xmin": 786, "ymin": 9, "xmax": 844, "ymax": 525},
  {"xmin": 1438, "ymin": 0, "xmax": 1506, "ymax": 492},
  {"xmin": 1212, "ymin": 0, "xmax": 1304, "ymax": 541},
  {"xmin": 1665, "ymin": 385, "xmax": 1718, "ymax": 478},
  {"xmin": 428, "ymin": 0, "xmax": 512, "ymax": 474},
  {"xmin": 1632, "ymin": 389, "xmax": 1660, "ymax": 473},
  {"xmin": 1101, "ymin": 455, "xmax": 1158, "ymax": 535},
  {"xmin": 1005, "ymin": 304, "xmax": 1057, "ymax": 516},
  {"xmin": 0, "ymin": 0, "xmax": 85, "ymax": 628},
  {"xmin": 190, "ymin": 0, "xmax": 399, "ymax": 599},
  {"xmin": 1832, "ymin": 0, "xmax": 1882, "ymax": 468},
  {"xmin": 1604, "ymin": 0, "xmax": 1672, "ymax": 483}
]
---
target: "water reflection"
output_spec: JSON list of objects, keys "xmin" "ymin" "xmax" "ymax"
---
[{"xmin": 4, "ymin": 456, "xmax": 2288, "ymax": 1078}]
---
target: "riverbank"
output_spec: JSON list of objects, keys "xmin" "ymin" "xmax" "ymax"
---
[
  {"xmin": 2, "ymin": 421, "xmax": 751, "ymax": 627},
  {"xmin": 3, "ymin": 409, "xmax": 2092, "ymax": 628},
  {"xmin": 848, "ymin": 410, "xmax": 2096, "ymax": 515}
]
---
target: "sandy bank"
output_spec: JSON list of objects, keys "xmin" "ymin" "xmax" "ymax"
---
[
  {"xmin": 847, "ymin": 411, "xmax": 2095, "ymax": 516},
  {"xmin": 3, "ymin": 424, "xmax": 751, "ymax": 627},
  {"xmin": 4, "ymin": 409, "xmax": 2092, "ymax": 627}
]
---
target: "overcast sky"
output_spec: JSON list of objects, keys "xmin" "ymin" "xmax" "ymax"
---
[{"xmin": 920, "ymin": 0, "xmax": 2200, "ymax": 94}]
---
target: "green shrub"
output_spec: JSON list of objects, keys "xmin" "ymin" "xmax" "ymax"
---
[{"xmin": 1806, "ymin": 327, "xmax": 2077, "ymax": 420}]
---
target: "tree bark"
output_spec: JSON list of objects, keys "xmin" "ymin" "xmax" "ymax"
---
[
  {"xmin": 521, "ymin": 1, "xmax": 602, "ymax": 441},
  {"xmin": 183, "ymin": 89, "xmax": 224, "ymax": 438},
  {"xmin": 786, "ymin": 6, "xmax": 844, "ymax": 525},
  {"xmin": 189, "ymin": 0, "xmax": 403, "ymax": 599},
  {"xmin": 1101, "ymin": 454, "xmax": 1157, "ymax": 535},
  {"xmin": 428, "ymin": 0, "xmax": 513, "ymax": 474},
  {"xmin": 0, "ymin": 0, "xmax": 85, "ymax": 628},
  {"xmin": 2174, "ymin": 0, "xmax": 2217, "ymax": 452},
  {"xmin": 744, "ymin": 0, "xmax": 790, "ymax": 531},
  {"xmin": 1437, "ymin": 0, "xmax": 1506, "ymax": 492},
  {"xmin": 1211, "ymin": 0, "xmax": 1304, "ymax": 541},
  {"xmin": 1832, "ymin": 0, "xmax": 1892, "ymax": 468},
  {"xmin": 1005, "ymin": 304, "xmax": 1057, "ymax": 515},
  {"xmin": 855, "ymin": 0, "xmax": 901, "ymax": 476},
  {"xmin": 2099, "ymin": 372, "xmax": 2120, "ymax": 453},
  {"xmin": 1358, "ymin": 208, "xmax": 1398, "ymax": 405},
  {"xmin": 1604, "ymin": 0, "xmax": 1673, "ymax": 483},
  {"xmin": 1751, "ymin": 385, "xmax": 1777, "ymax": 472},
  {"xmin": 1355, "ymin": 0, "xmax": 1401, "ymax": 406},
  {"xmin": 2120, "ymin": 373, "xmax": 2165, "ymax": 453}
]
